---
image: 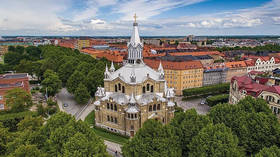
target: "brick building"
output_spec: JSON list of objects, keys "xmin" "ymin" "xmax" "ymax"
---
[{"xmin": 0, "ymin": 73, "xmax": 30, "ymax": 110}]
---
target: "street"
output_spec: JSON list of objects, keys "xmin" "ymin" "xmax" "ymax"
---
[{"xmin": 175, "ymin": 96, "xmax": 210, "ymax": 115}]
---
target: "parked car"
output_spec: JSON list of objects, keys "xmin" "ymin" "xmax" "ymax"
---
[
  {"xmin": 200, "ymin": 99, "xmax": 207, "ymax": 105},
  {"xmin": 63, "ymin": 103, "xmax": 69, "ymax": 108}
]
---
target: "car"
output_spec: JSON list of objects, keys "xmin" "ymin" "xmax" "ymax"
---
[
  {"xmin": 200, "ymin": 99, "xmax": 207, "ymax": 105},
  {"xmin": 63, "ymin": 103, "xmax": 69, "ymax": 108}
]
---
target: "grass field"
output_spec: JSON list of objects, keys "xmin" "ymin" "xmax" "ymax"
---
[{"xmin": 84, "ymin": 110, "xmax": 129, "ymax": 145}]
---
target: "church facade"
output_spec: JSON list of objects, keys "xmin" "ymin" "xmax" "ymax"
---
[{"xmin": 93, "ymin": 17, "xmax": 175, "ymax": 136}]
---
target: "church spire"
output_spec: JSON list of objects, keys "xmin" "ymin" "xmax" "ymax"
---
[
  {"xmin": 110, "ymin": 61, "xmax": 115, "ymax": 72},
  {"xmin": 127, "ymin": 13, "xmax": 143, "ymax": 64},
  {"xmin": 158, "ymin": 61, "xmax": 164, "ymax": 73}
]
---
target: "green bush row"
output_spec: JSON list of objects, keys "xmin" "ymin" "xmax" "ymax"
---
[
  {"xmin": 183, "ymin": 83, "xmax": 230, "ymax": 97},
  {"xmin": 206, "ymin": 94, "xmax": 229, "ymax": 107}
]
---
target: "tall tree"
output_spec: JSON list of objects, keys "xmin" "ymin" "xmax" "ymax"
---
[
  {"xmin": 122, "ymin": 120, "xmax": 181, "ymax": 157},
  {"xmin": 41, "ymin": 70, "xmax": 62, "ymax": 96},
  {"xmin": 256, "ymin": 146, "xmax": 280, "ymax": 157},
  {"xmin": 4, "ymin": 52, "xmax": 22, "ymax": 66},
  {"xmin": 58, "ymin": 60, "xmax": 77, "ymax": 86},
  {"xmin": 188, "ymin": 123, "xmax": 244, "ymax": 157},
  {"xmin": 5, "ymin": 88, "xmax": 32, "ymax": 113},
  {"xmin": 170, "ymin": 109, "xmax": 211, "ymax": 156},
  {"xmin": 86, "ymin": 68, "xmax": 104, "ymax": 96},
  {"xmin": 74, "ymin": 83, "xmax": 90, "ymax": 105},
  {"xmin": 67, "ymin": 71, "xmax": 86, "ymax": 93}
]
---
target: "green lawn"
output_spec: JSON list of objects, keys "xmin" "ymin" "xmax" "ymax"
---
[
  {"xmin": 84, "ymin": 110, "xmax": 129, "ymax": 145},
  {"xmin": 93, "ymin": 127, "xmax": 129, "ymax": 145}
]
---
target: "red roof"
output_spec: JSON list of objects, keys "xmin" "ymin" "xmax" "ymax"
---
[
  {"xmin": 266, "ymin": 86, "xmax": 280, "ymax": 95},
  {"xmin": 144, "ymin": 59, "xmax": 203, "ymax": 70},
  {"xmin": 248, "ymin": 70, "xmax": 264, "ymax": 75}
]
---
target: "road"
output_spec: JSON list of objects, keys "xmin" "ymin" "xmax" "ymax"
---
[
  {"xmin": 175, "ymin": 96, "xmax": 210, "ymax": 115},
  {"xmin": 104, "ymin": 140, "xmax": 123, "ymax": 157}
]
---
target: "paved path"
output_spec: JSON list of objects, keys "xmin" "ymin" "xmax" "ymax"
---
[
  {"xmin": 175, "ymin": 96, "xmax": 210, "ymax": 115},
  {"xmin": 104, "ymin": 140, "xmax": 122, "ymax": 157}
]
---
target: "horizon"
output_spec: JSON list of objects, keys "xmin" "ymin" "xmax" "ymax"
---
[{"xmin": 0, "ymin": 0, "xmax": 279, "ymax": 36}]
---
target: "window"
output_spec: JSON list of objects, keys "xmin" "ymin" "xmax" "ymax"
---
[
  {"xmin": 107, "ymin": 115, "xmax": 110, "ymax": 121},
  {"xmin": 0, "ymin": 104, "xmax": 4, "ymax": 110},
  {"xmin": 149, "ymin": 105, "xmax": 152, "ymax": 112},
  {"xmin": 128, "ymin": 114, "xmax": 130, "ymax": 118},
  {"xmin": 111, "ymin": 116, "xmax": 114, "ymax": 122},
  {"xmin": 118, "ymin": 83, "xmax": 121, "ymax": 90},
  {"xmin": 131, "ymin": 125, "xmax": 134, "ymax": 130},
  {"xmin": 131, "ymin": 114, "xmax": 134, "ymax": 119},
  {"xmin": 111, "ymin": 104, "xmax": 113, "ymax": 110},
  {"xmin": 0, "ymin": 96, "xmax": 2, "ymax": 100},
  {"xmin": 151, "ymin": 85, "xmax": 154, "ymax": 93},
  {"xmin": 115, "ymin": 85, "xmax": 117, "ymax": 92},
  {"xmin": 147, "ymin": 84, "xmax": 150, "ymax": 91},
  {"xmin": 122, "ymin": 86, "xmax": 125, "ymax": 93},
  {"xmin": 153, "ymin": 104, "xmax": 156, "ymax": 111},
  {"xmin": 114, "ymin": 117, "xmax": 118, "ymax": 124},
  {"xmin": 157, "ymin": 104, "xmax": 161, "ymax": 110},
  {"xmin": 142, "ymin": 86, "xmax": 146, "ymax": 93},
  {"xmin": 114, "ymin": 104, "xmax": 117, "ymax": 111},
  {"xmin": 107, "ymin": 103, "xmax": 110, "ymax": 109},
  {"xmin": 135, "ymin": 114, "xmax": 137, "ymax": 118}
]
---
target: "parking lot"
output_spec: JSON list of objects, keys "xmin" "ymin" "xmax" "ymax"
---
[{"xmin": 175, "ymin": 97, "xmax": 211, "ymax": 115}]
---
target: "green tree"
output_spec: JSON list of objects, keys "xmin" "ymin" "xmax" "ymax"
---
[
  {"xmin": 14, "ymin": 46, "xmax": 25, "ymax": 54},
  {"xmin": 238, "ymin": 96, "xmax": 271, "ymax": 114},
  {"xmin": 4, "ymin": 52, "xmax": 22, "ymax": 66},
  {"xmin": 67, "ymin": 71, "xmax": 86, "ymax": 93},
  {"xmin": 8, "ymin": 46, "xmax": 15, "ymax": 52},
  {"xmin": 170, "ymin": 109, "xmax": 211, "ymax": 156},
  {"xmin": 17, "ymin": 116, "xmax": 43, "ymax": 132},
  {"xmin": 5, "ymin": 88, "xmax": 32, "ymax": 113},
  {"xmin": 62, "ymin": 132, "xmax": 110, "ymax": 157},
  {"xmin": 256, "ymin": 146, "xmax": 280, "ymax": 157},
  {"xmin": 15, "ymin": 59, "xmax": 36, "ymax": 76},
  {"xmin": 0, "ymin": 122, "xmax": 11, "ymax": 155},
  {"xmin": 76, "ymin": 62, "xmax": 93, "ymax": 75},
  {"xmin": 86, "ymin": 68, "xmax": 104, "ymax": 96},
  {"xmin": 188, "ymin": 123, "xmax": 244, "ymax": 157},
  {"xmin": 41, "ymin": 70, "xmax": 62, "ymax": 96},
  {"xmin": 11, "ymin": 145, "xmax": 46, "ymax": 157},
  {"xmin": 58, "ymin": 60, "xmax": 77, "ymax": 86},
  {"xmin": 25, "ymin": 46, "xmax": 41, "ymax": 60},
  {"xmin": 122, "ymin": 120, "xmax": 181, "ymax": 157},
  {"xmin": 74, "ymin": 83, "xmax": 90, "ymax": 105}
]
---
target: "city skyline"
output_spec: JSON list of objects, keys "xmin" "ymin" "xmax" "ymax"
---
[{"xmin": 0, "ymin": 0, "xmax": 279, "ymax": 36}]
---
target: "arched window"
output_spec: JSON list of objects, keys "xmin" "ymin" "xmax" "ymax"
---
[
  {"xmin": 131, "ymin": 125, "xmax": 134, "ymax": 130},
  {"xmin": 122, "ymin": 86, "xmax": 125, "ymax": 93},
  {"xmin": 128, "ymin": 114, "xmax": 130, "ymax": 118},
  {"xmin": 107, "ymin": 115, "xmax": 110, "ymax": 121},
  {"xmin": 153, "ymin": 104, "xmax": 156, "ymax": 111},
  {"xmin": 147, "ymin": 84, "xmax": 150, "ymax": 91},
  {"xmin": 131, "ymin": 114, "xmax": 134, "ymax": 119},
  {"xmin": 118, "ymin": 83, "xmax": 121, "ymax": 90},
  {"xmin": 151, "ymin": 85, "xmax": 154, "ymax": 93},
  {"xmin": 107, "ymin": 103, "xmax": 110, "ymax": 109},
  {"xmin": 149, "ymin": 105, "xmax": 152, "ymax": 112},
  {"xmin": 115, "ymin": 85, "xmax": 118, "ymax": 92},
  {"xmin": 142, "ymin": 86, "xmax": 146, "ymax": 93},
  {"xmin": 111, "ymin": 116, "xmax": 113, "ymax": 122},
  {"xmin": 135, "ymin": 114, "xmax": 137, "ymax": 118},
  {"xmin": 114, "ymin": 117, "xmax": 117, "ymax": 124},
  {"xmin": 157, "ymin": 104, "xmax": 161, "ymax": 110},
  {"xmin": 110, "ymin": 104, "xmax": 113, "ymax": 110},
  {"xmin": 114, "ymin": 104, "xmax": 117, "ymax": 111}
]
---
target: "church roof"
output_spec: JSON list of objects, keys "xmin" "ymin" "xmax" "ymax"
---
[
  {"xmin": 126, "ymin": 106, "xmax": 139, "ymax": 113},
  {"xmin": 109, "ymin": 62, "xmax": 163, "ymax": 84}
]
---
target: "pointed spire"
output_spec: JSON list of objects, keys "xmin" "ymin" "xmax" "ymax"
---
[
  {"xmin": 105, "ymin": 64, "xmax": 109, "ymax": 72},
  {"xmin": 158, "ymin": 61, "xmax": 164, "ymax": 72},
  {"xmin": 104, "ymin": 64, "xmax": 110, "ymax": 79},
  {"xmin": 110, "ymin": 61, "xmax": 115, "ymax": 72},
  {"xmin": 129, "ymin": 93, "xmax": 136, "ymax": 104},
  {"xmin": 130, "ymin": 13, "xmax": 141, "ymax": 45}
]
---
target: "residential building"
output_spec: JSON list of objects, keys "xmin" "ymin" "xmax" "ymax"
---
[
  {"xmin": 245, "ymin": 56, "xmax": 280, "ymax": 72},
  {"xmin": 225, "ymin": 61, "xmax": 247, "ymax": 82},
  {"xmin": 144, "ymin": 59, "xmax": 204, "ymax": 95},
  {"xmin": 75, "ymin": 39, "xmax": 90, "ymax": 50},
  {"xmin": 229, "ymin": 75, "xmax": 280, "ymax": 118},
  {"xmin": 203, "ymin": 64, "xmax": 228, "ymax": 86},
  {"xmin": 93, "ymin": 18, "xmax": 175, "ymax": 137},
  {"xmin": 0, "ymin": 73, "xmax": 30, "ymax": 110}
]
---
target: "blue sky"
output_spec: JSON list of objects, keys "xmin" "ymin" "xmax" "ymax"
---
[{"xmin": 0, "ymin": 0, "xmax": 279, "ymax": 36}]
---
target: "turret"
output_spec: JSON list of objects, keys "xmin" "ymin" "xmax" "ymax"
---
[
  {"xmin": 110, "ymin": 61, "xmax": 115, "ymax": 72},
  {"xmin": 158, "ymin": 61, "xmax": 165, "ymax": 79},
  {"xmin": 104, "ymin": 64, "xmax": 110, "ymax": 79}
]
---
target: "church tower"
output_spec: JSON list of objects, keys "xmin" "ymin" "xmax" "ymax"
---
[{"xmin": 127, "ymin": 14, "xmax": 143, "ymax": 64}]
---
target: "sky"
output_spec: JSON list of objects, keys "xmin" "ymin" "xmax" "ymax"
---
[{"xmin": 0, "ymin": 0, "xmax": 279, "ymax": 36}]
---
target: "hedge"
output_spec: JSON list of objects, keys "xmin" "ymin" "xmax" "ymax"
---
[
  {"xmin": 183, "ymin": 83, "xmax": 230, "ymax": 97},
  {"xmin": 0, "ymin": 111, "xmax": 36, "ymax": 131},
  {"xmin": 206, "ymin": 94, "xmax": 229, "ymax": 107}
]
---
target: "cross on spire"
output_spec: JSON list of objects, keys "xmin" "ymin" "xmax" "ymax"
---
[{"xmin": 133, "ymin": 13, "xmax": 137, "ymax": 23}]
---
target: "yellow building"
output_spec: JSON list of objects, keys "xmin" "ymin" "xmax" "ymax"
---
[
  {"xmin": 93, "ymin": 18, "xmax": 175, "ymax": 137},
  {"xmin": 75, "ymin": 39, "xmax": 90, "ymax": 50},
  {"xmin": 144, "ymin": 59, "xmax": 204, "ymax": 95}
]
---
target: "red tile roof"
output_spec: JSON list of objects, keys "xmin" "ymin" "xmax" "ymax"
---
[{"xmin": 144, "ymin": 59, "xmax": 203, "ymax": 70}]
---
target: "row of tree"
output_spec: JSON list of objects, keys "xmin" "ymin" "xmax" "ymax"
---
[
  {"xmin": 122, "ymin": 96, "xmax": 280, "ymax": 156},
  {"xmin": 3, "ymin": 45, "xmax": 113, "ymax": 104}
]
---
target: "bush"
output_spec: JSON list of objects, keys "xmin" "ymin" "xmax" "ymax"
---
[
  {"xmin": 207, "ymin": 94, "xmax": 229, "ymax": 107},
  {"xmin": 183, "ymin": 83, "xmax": 230, "ymax": 97}
]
